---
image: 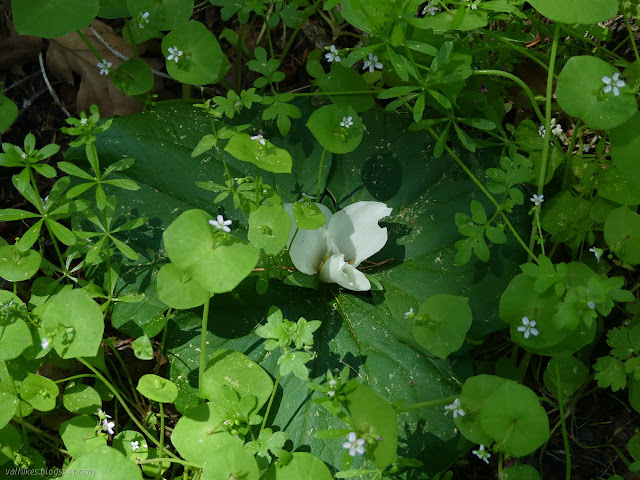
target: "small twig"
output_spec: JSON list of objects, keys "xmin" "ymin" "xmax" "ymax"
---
[
  {"xmin": 87, "ymin": 25, "xmax": 173, "ymax": 80},
  {"xmin": 4, "ymin": 71, "xmax": 41, "ymax": 93},
  {"xmin": 17, "ymin": 82, "xmax": 67, "ymax": 119},
  {"xmin": 359, "ymin": 258, "xmax": 394, "ymax": 270},
  {"xmin": 38, "ymin": 52, "xmax": 71, "ymax": 118}
]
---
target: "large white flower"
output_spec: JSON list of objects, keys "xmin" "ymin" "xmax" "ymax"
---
[{"xmin": 284, "ymin": 201, "xmax": 392, "ymax": 292}]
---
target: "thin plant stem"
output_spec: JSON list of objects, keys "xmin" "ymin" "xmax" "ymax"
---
[
  {"xmin": 106, "ymin": 342, "xmax": 143, "ymax": 406},
  {"xmin": 260, "ymin": 371, "xmax": 280, "ymax": 433},
  {"xmin": 5, "ymin": 364, "xmax": 27, "ymax": 444},
  {"xmin": 395, "ymin": 394, "xmax": 457, "ymax": 414},
  {"xmin": 528, "ymin": 22, "xmax": 560, "ymax": 257},
  {"xmin": 155, "ymin": 314, "xmax": 171, "ymax": 376},
  {"xmin": 555, "ymin": 361, "xmax": 572, "ymax": 480},
  {"xmin": 625, "ymin": 15, "xmax": 640, "ymax": 61},
  {"xmin": 278, "ymin": 0, "xmax": 323, "ymax": 68},
  {"xmin": 137, "ymin": 458, "xmax": 202, "ymax": 468},
  {"xmin": 316, "ymin": 148, "xmax": 328, "ymax": 201},
  {"xmin": 158, "ymin": 402, "xmax": 165, "ymax": 478},
  {"xmin": 199, "ymin": 295, "xmax": 212, "ymax": 397}
]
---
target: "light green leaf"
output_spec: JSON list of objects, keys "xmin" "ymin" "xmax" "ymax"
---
[
  {"xmin": 12, "ymin": 0, "xmax": 99, "ymax": 38},
  {"xmin": 225, "ymin": 133, "xmax": 293, "ymax": 173},
  {"xmin": 527, "ymin": 0, "xmax": 618, "ymax": 24},
  {"xmin": 136, "ymin": 374, "xmax": 178, "ymax": 403}
]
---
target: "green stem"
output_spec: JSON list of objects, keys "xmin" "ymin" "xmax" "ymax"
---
[
  {"xmin": 5, "ymin": 364, "xmax": 27, "ymax": 444},
  {"xmin": 199, "ymin": 295, "xmax": 212, "ymax": 397},
  {"xmin": 472, "ymin": 70, "xmax": 545, "ymax": 124},
  {"xmin": 395, "ymin": 394, "xmax": 458, "ymax": 414},
  {"xmin": 54, "ymin": 373, "xmax": 97, "ymax": 383},
  {"xmin": 137, "ymin": 458, "xmax": 202, "ymax": 468},
  {"xmin": 427, "ymin": 127, "xmax": 537, "ymax": 262},
  {"xmin": 106, "ymin": 342, "xmax": 143, "ymax": 406},
  {"xmin": 158, "ymin": 402, "xmax": 165, "ymax": 478},
  {"xmin": 487, "ymin": 32, "xmax": 553, "ymax": 75},
  {"xmin": 155, "ymin": 314, "xmax": 170, "ymax": 376},
  {"xmin": 260, "ymin": 371, "xmax": 280, "ymax": 433},
  {"xmin": 77, "ymin": 358, "xmax": 178, "ymax": 458},
  {"xmin": 558, "ymin": 24, "xmax": 626, "ymax": 62},
  {"xmin": 316, "ymin": 148, "xmax": 328, "ymax": 201},
  {"xmin": 293, "ymin": 89, "xmax": 384, "ymax": 97},
  {"xmin": 555, "ymin": 361, "xmax": 572, "ymax": 480},
  {"xmin": 278, "ymin": 0, "xmax": 323, "ymax": 68},
  {"xmin": 625, "ymin": 15, "xmax": 640, "ymax": 61},
  {"xmin": 561, "ymin": 120, "xmax": 583, "ymax": 190},
  {"xmin": 75, "ymin": 29, "xmax": 103, "ymax": 61},
  {"xmin": 528, "ymin": 22, "xmax": 560, "ymax": 257}
]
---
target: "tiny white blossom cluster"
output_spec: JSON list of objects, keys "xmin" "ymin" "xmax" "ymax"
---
[
  {"xmin": 40, "ymin": 337, "xmax": 49, "ymax": 349},
  {"xmin": 340, "ymin": 116, "xmax": 354, "ymax": 128},
  {"xmin": 589, "ymin": 246, "xmax": 603, "ymax": 262},
  {"xmin": 602, "ymin": 73, "xmax": 625, "ymax": 96},
  {"xmin": 97, "ymin": 60, "xmax": 112, "ymax": 76},
  {"xmin": 538, "ymin": 118, "xmax": 567, "ymax": 145},
  {"xmin": 363, "ymin": 54, "xmax": 383, "ymax": 73},
  {"xmin": 530, "ymin": 194, "xmax": 544, "ymax": 206},
  {"xmin": 209, "ymin": 214, "xmax": 232, "ymax": 233},
  {"xmin": 327, "ymin": 379, "xmax": 337, "ymax": 397},
  {"xmin": 325, "ymin": 45, "xmax": 341, "ymax": 63},
  {"xmin": 404, "ymin": 308, "xmax": 415, "ymax": 319},
  {"xmin": 518, "ymin": 316, "xmax": 539, "ymax": 339},
  {"xmin": 251, "ymin": 133, "xmax": 266, "ymax": 146},
  {"xmin": 138, "ymin": 11, "xmax": 150, "ymax": 28},
  {"xmin": 342, "ymin": 432, "xmax": 365, "ymax": 457},
  {"xmin": 472, "ymin": 444, "xmax": 491, "ymax": 464},
  {"xmin": 422, "ymin": 1, "xmax": 439, "ymax": 15},
  {"xmin": 167, "ymin": 46, "xmax": 183, "ymax": 63},
  {"xmin": 444, "ymin": 398, "xmax": 465, "ymax": 418},
  {"xmin": 96, "ymin": 409, "xmax": 115, "ymax": 435}
]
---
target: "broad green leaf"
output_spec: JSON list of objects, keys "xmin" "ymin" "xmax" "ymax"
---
[
  {"xmin": 604, "ymin": 206, "xmax": 640, "ymax": 265},
  {"xmin": 527, "ymin": 0, "xmax": 618, "ymax": 24},
  {"xmin": 42, "ymin": 289, "xmax": 105, "ymax": 359},
  {"xmin": 0, "ymin": 383, "xmax": 18, "ymax": 429},
  {"xmin": 63, "ymin": 384, "xmax": 102, "ymax": 414},
  {"xmin": 19, "ymin": 373, "xmax": 59, "ymax": 412},
  {"xmin": 225, "ymin": 133, "xmax": 293, "ymax": 173},
  {"xmin": 248, "ymin": 204, "xmax": 291, "ymax": 255},
  {"xmin": 99, "ymin": 0, "xmax": 128, "ymax": 18},
  {"xmin": 111, "ymin": 58, "xmax": 154, "ymax": 95},
  {"xmin": 267, "ymin": 452, "xmax": 333, "ymax": 480},
  {"xmin": 162, "ymin": 20, "xmax": 224, "ymax": 85},
  {"xmin": 413, "ymin": 294, "xmax": 472, "ymax": 359},
  {"xmin": 171, "ymin": 401, "xmax": 243, "ymax": 463},
  {"xmin": 163, "ymin": 209, "xmax": 259, "ymax": 294},
  {"xmin": 479, "ymin": 381, "xmax": 550, "ymax": 457},
  {"xmin": 556, "ymin": 56, "xmax": 636, "ymax": 130},
  {"xmin": 502, "ymin": 465, "xmax": 542, "ymax": 480},
  {"xmin": 409, "ymin": 10, "xmax": 489, "ymax": 31},
  {"xmin": 202, "ymin": 444, "xmax": 260, "ymax": 480},
  {"xmin": 315, "ymin": 64, "xmax": 375, "ymax": 113},
  {"xmin": 306, "ymin": 105, "xmax": 363, "ymax": 154},
  {"xmin": 136, "ymin": 374, "xmax": 178, "ymax": 403},
  {"xmin": 131, "ymin": 334, "xmax": 154, "ymax": 360},
  {"xmin": 0, "ymin": 245, "xmax": 41, "ymax": 282},
  {"xmin": 543, "ymin": 355, "xmax": 589, "ymax": 400},
  {"xmin": 60, "ymin": 415, "xmax": 107, "ymax": 459},
  {"xmin": 12, "ymin": 0, "xmax": 99, "ymax": 38},
  {"xmin": 68, "ymin": 445, "xmax": 143, "ymax": 480},
  {"xmin": 340, "ymin": 0, "xmax": 391, "ymax": 34},
  {"xmin": 0, "ymin": 424, "xmax": 21, "ymax": 466},
  {"xmin": 0, "ymin": 95, "xmax": 18, "ymax": 133},
  {"xmin": 157, "ymin": 263, "xmax": 210, "ymax": 309},
  {"xmin": 200, "ymin": 349, "xmax": 273, "ymax": 413},
  {"xmin": 611, "ymin": 112, "xmax": 640, "ymax": 188},
  {"xmin": 0, "ymin": 292, "xmax": 32, "ymax": 361},
  {"xmin": 291, "ymin": 201, "xmax": 326, "ymax": 230}
]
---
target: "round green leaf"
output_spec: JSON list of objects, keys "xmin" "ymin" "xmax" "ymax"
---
[
  {"xmin": 127, "ymin": 0, "xmax": 193, "ymax": 31},
  {"xmin": 503, "ymin": 465, "xmax": 542, "ymax": 480},
  {"xmin": 307, "ymin": 105, "xmax": 363, "ymax": 154},
  {"xmin": 0, "ymin": 245, "xmax": 41, "ymax": 282},
  {"xmin": 543, "ymin": 355, "xmax": 589, "ymax": 401},
  {"xmin": 131, "ymin": 334, "xmax": 154, "ymax": 360},
  {"xmin": 111, "ymin": 58, "xmax": 154, "ymax": 95},
  {"xmin": 0, "ymin": 382, "xmax": 18, "ymax": 430},
  {"xmin": 611, "ymin": 112, "xmax": 640, "ymax": 188},
  {"xmin": 60, "ymin": 415, "xmax": 107, "ymax": 458},
  {"xmin": 136, "ymin": 374, "xmax": 178, "ymax": 403},
  {"xmin": 42, "ymin": 289, "xmax": 105, "ymax": 359},
  {"xmin": 0, "ymin": 292, "xmax": 32, "ymax": 361},
  {"xmin": 63, "ymin": 384, "xmax": 102, "ymax": 414},
  {"xmin": 200, "ymin": 350, "xmax": 273, "ymax": 413},
  {"xmin": 19, "ymin": 373, "xmax": 59, "ymax": 412},
  {"xmin": 604, "ymin": 206, "xmax": 640, "ymax": 265},
  {"xmin": 248, "ymin": 204, "xmax": 291, "ymax": 255},
  {"xmin": 98, "ymin": 0, "xmax": 129, "ymax": 18},
  {"xmin": 527, "ymin": 0, "xmax": 618, "ymax": 24},
  {"xmin": 224, "ymin": 133, "xmax": 293, "ymax": 173},
  {"xmin": 157, "ymin": 263, "xmax": 210, "ymax": 309},
  {"xmin": 413, "ymin": 294, "xmax": 472, "ymax": 359},
  {"xmin": 162, "ymin": 20, "xmax": 224, "ymax": 85},
  {"xmin": 12, "ymin": 0, "xmax": 100, "ymax": 38},
  {"xmin": 202, "ymin": 444, "xmax": 260, "ymax": 480},
  {"xmin": 68, "ymin": 445, "xmax": 143, "ymax": 480},
  {"xmin": 171, "ymin": 401, "xmax": 243, "ymax": 463},
  {"xmin": 479, "ymin": 382, "xmax": 550, "ymax": 457},
  {"xmin": 0, "ymin": 95, "xmax": 18, "ymax": 133},
  {"xmin": 112, "ymin": 429, "xmax": 147, "ymax": 460},
  {"xmin": 457, "ymin": 374, "xmax": 512, "ymax": 446},
  {"xmin": 345, "ymin": 384, "xmax": 397, "ymax": 469},
  {"xmin": 316, "ymin": 64, "xmax": 375, "ymax": 113},
  {"xmin": 291, "ymin": 201, "xmax": 326, "ymax": 230},
  {"xmin": 556, "ymin": 56, "xmax": 636, "ymax": 130},
  {"xmin": 0, "ymin": 424, "xmax": 21, "ymax": 466},
  {"xmin": 267, "ymin": 452, "xmax": 332, "ymax": 480},
  {"xmin": 163, "ymin": 209, "xmax": 259, "ymax": 294}
]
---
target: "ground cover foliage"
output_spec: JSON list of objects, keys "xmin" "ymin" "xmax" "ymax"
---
[{"xmin": 1, "ymin": 0, "xmax": 640, "ymax": 479}]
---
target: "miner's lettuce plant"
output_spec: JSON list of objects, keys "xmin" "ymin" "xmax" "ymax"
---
[{"xmin": 1, "ymin": 0, "xmax": 640, "ymax": 479}]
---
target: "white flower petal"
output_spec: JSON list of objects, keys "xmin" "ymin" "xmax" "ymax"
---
[
  {"xmin": 327, "ymin": 201, "xmax": 392, "ymax": 267},
  {"xmin": 284, "ymin": 202, "xmax": 333, "ymax": 275},
  {"xmin": 319, "ymin": 253, "xmax": 371, "ymax": 291}
]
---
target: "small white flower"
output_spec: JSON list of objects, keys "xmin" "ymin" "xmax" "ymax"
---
[
  {"xmin": 530, "ymin": 194, "xmax": 544, "ymax": 206},
  {"xmin": 422, "ymin": 1, "xmax": 439, "ymax": 15},
  {"xmin": 324, "ymin": 45, "xmax": 341, "ymax": 63},
  {"xmin": 131, "ymin": 440, "xmax": 139, "ymax": 451},
  {"xmin": 209, "ymin": 214, "xmax": 232, "ymax": 233},
  {"xmin": 102, "ymin": 418, "xmax": 115, "ymax": 435},
  {"xmin": 340, "ymin": 116, "xmax": 354, "ymax": 128},
  {"xmin": 138, "ymin": 11, "xmax": 150, "ymax": 28},
  {"xmin": 167, "ymin": 46, "xmax": 183, "ymax": 63},
  {"xmin": 362, "ymin": 53, "xmax": 383, "ymax": 73},
  {"xmin": 602, "ymin": 72, "xmax": 625, "ymax": 96},
  {"xmin": 96, "ymin": 408, "xmax": 111, "ymax": 419},
  {"xmin": 328, "ymin": 379, "xmax": 337, "ymax": 387},
  {"xmin": 20, "ymin": 152, "xmax": 27, "ymax": 159},
  {"xmin": 470, "ymin": 3, "xmax": 478, "ymax": 9},
  {"xmin": 40, "ymin": 337, "xmax": 49, "ymax": 349},
  {"xmin": 589, "ymin": 246, "xmax": 603, "ymax": 262},
  {"xmin": 97, "ymin": 60, "xmax": 112, "ymax": 76},
  {"xmin": 444, "ymin": 398, "xmax": 465, "ymax": 418},
  {"xmin": 472, "ymin": 444, "xmax": 491, "ymax": 464},
  {"xmin": 342, "ymin": 432, "xmax": 366, "ymax": 457},
  {"xmin": 517, "ymin": 316, "xmax": 539, "ymax": 339},
  {"xmin": 250, "ymin": 134, "xmax": 266, "ymax": 146},
  {"xmin": 583, "ymin": 144, "xmax": 591, "ymax": 153},
  {"xmin": 80, "ymin": 117, "xmax": 88, "ymax": 125},
  {"xmin": 404, "ymin": 308, "xmax": 415, "ymax": 319},
  {"xmin": 588, "ymin": 301, "xmax": 596, "ymax": 310}
]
